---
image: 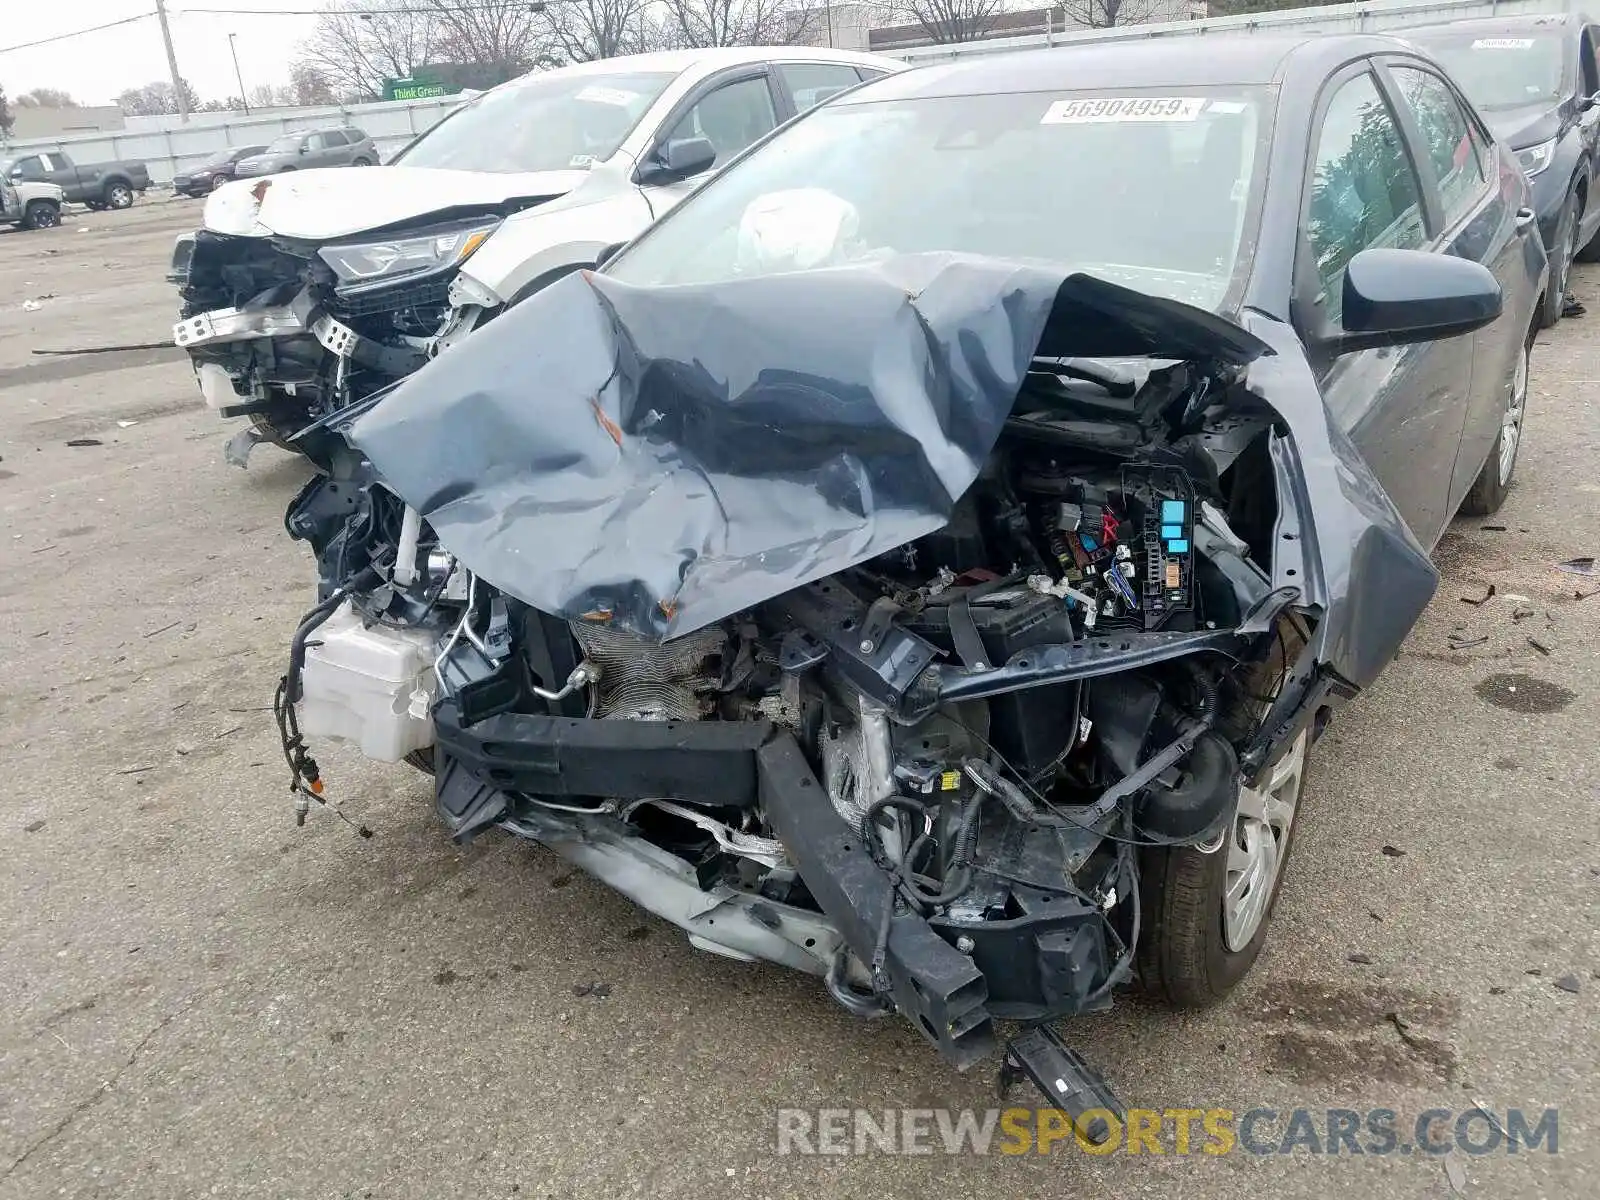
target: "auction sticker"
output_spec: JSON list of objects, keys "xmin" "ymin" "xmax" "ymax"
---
[
  {"xmin": 576, "ymin": 86, "xmax": 639, "ymax": 106},
  {"xmin": 1041, "ymin": 96, "xmax": 1206, "ymax": 124},
  {"xmin": 1472, "ymin": 38, "xmax": 1534, "ymax": 49}
]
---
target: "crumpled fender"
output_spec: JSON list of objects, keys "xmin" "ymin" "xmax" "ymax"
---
[{"xmin": 1240, "ymin": 311, "xmax": 1438, "ymax": 690}]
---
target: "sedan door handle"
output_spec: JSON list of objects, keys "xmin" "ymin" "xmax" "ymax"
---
[{"xmin": 1515, "ymin": 206, "xmax": 1538, "ymax": 231}]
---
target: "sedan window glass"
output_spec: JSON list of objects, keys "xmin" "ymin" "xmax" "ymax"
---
[
  {"xmin": 779, "ymin": 63, "xmax": 865, "ymax": 113},
  {"xmin": 1407, "ymin": 32, "xmax": 1567, "ymax": 110},
  {"xmin": 266, "ymin": 133, "xmax": 303, "ymax": 153},
  {"xmin": 612, "ymin": 88, "xmax": 1270, "ymax": 312},
  {"xmin": 1306, "ymin": 72, "xmax": 1428, "ymax": 318},
  {"xmin": 1390, "ymin": 67, "xmax": 1489, "ymax": 229},
  {"xmin": 394, "ymin": 71, "xmax": 676, "ymax": 172}
]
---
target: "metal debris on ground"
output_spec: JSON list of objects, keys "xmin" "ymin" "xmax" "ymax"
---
[
  {"xmin": 1381, "ymin": 845, "xmax": 1406, "ymax": 858},
  {"xmin": 1528, "ymin": 637, "xmax": 1552, "ymax": 656},
  {"xmin": 1460, "ymin": 584, "xmax": 1496, "ymax": 605},
  {"xmin": 1556, "ymin": 557, "xmax": 1599, "ymax": 577},
  {"xmin": 1444, "ymin": 1153, "xmax": 1468, "ymax": 1196},
  {"xmin": 1554, "ymin": 974, "xmax": 1581, "ymax": 994},
  {"xmin": 1448, "ymin": 633, "xmax": 1489, "ymax": 650},
  {"xmin": 64, "ymin": 438, "xmax": 102, "ymax": 448},
  {"xmin": 224, "ymin": 427, "xmax": 266, "ymax": 469},
  {"xmin": 1347, "ymin": 952, "xmax": 1373, "ymax": 965}
]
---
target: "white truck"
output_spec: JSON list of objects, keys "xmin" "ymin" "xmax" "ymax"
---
[{"xmin": 0, "ymin": 178, "xmax": 64, "ymax": 231}]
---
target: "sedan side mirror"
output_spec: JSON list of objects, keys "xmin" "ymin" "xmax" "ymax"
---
[
  {"xmin": 1332, "ymin": 248, "xmax": 1502, "ymax": 355},
  {"xmin": 1583, "ymin": 91, "xmax": 1600, "ymax": 112},
  {"xmin": 638, "ymin": 136, "xmax": 716, "ymax": 186},
  {"xmin": 299, "ymin": 144, "xmax": 310, "ymax": 155}
]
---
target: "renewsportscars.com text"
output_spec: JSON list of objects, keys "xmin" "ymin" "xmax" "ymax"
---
[{"xmin": 775, "ymin": 1106, "xmax": 1559, "ymax": 1157}]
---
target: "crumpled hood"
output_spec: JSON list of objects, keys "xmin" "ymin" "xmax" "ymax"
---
[
  {"xmin": 202, "ymin": 165, "xmax": 589, "ymax": 240},
  {"xmin": 350, "ymin": 253, "xmax": 1271, "ymax": 641}
]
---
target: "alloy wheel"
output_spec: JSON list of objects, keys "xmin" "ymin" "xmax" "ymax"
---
[
  {"xmin": 108, "ymin": 185, "xmax": 132, "ymax": 209},
  {"xmin": 1222, "ymin": 728, "xmax": 1309, "ymax": 952}
]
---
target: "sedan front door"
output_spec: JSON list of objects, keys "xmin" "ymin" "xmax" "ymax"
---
[{"xmin": 1295, "ymin": 66, "xmax": 1475, "ymax": 547}]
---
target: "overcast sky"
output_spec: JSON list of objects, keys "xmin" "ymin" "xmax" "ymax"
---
[{"xmin": 2, "ymin": 2, "xmax": 321, "ymax": 107}]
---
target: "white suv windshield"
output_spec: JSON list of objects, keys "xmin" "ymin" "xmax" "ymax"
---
[
  {"xmin": 395, "ymin": 71, "xmax": 677, "ymax": 173},
  {"xmin": 609, "ymin": 88, "xmax": 1270, "ymax": 312}
]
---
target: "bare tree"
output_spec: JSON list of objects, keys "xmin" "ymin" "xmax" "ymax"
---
[
  {"xmin": 891, "ymin": 0, "xmax": 1006, "ymax": 43},
  {"xmin": 297, "ymin": 0, "xmax": 445, "ymax": 101},
  {"xmin": 16, "ymin": 88, "xmax": 78, "ymax": 108},
  {"xmin": 1058, "ymin": 0, "xmax": 1156, "ymax": 27},
  {"xmin": 117, "ymin": 79, "xmax": 201, "ymax": 116},
  {"xmin": 290, "ymin": 62, "xmax": 339, "ymax": 106},
  {"xmin": 663, "ymin": 0, "xmax": 817, "ymax": 46},
  {"xmin": 538, "ymin": 0, "xmax": 652, "ymax": 62},
  {"xmin": 0, "ymin": 86, "xmax": 12, "ymax": 135},
  {"xmin": 424, "ymin": 0, "xmax": 546, "ymax": 82}
]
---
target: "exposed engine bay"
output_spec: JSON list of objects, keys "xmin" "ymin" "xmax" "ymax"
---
[{"xmin": 271, "ymin": 256, "xmax": 1437, "ymax": 1115}]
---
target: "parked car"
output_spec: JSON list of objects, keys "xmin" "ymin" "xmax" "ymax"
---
[
  {"xmin": 172, "ymin": 145, "xmax": 268, "ymax": 197},
  {"xmin": 0, "ymin": 178, "xmax": 64, "ymax": 230},
  {"xmin": 266, "ymin": 34, "xmax": 1544, "ymax": 1110},
  {"xmin": 169, "ymin": 46, "xmax": 902, "ymax": 461},
  {"xmin": 232, "ymin": 128, "xmax": 379, "ymax": 178},
  {"xmin": 1, "ymin": 150, "xmax": 150, "ymax": 210},
  {"xmin": 1404, "ymin": 14, "xmax": 1600, "ymax": 324}
]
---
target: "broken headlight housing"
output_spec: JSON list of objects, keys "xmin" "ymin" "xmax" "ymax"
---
[{"xmin": 318, "ymin": 217, "xmax": 499, "ymax": 296}]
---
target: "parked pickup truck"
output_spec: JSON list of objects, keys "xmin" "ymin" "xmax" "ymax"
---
[
  {"xmin": 0, "ymin": 179, "xmax": 65, "ymax": 230},
  {"xmin": 2, "ymin": 150, "xmax": 150, "ymax": 211}
]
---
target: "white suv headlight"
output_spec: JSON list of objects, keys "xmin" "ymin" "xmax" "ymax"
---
[
  {"xmin": 1515, "ymin": 137, "xmax": 1557, "ymax": 179},
  {"xmin": 319, "ymin": 219, "xmax": 499, "ymax": 293}
]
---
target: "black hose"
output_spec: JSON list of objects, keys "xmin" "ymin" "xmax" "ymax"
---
[
  {"xmin": 1185, "ymin": 660, "xmax": 1218, "ymax": 723},
  {"xmin": 286, "ymin": 566, "xmax": 380, "ymax": 703}
]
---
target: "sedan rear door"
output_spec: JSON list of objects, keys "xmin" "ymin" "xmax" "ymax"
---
[
  {"xmin": 1382, "ymin": 57, "xmax": 1540, "ymax": 516},
  {"xmin": 1293, "ymin": 64, "xmax": 1475, "ymax": 547}
]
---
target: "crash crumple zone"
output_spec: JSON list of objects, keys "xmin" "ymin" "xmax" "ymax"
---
[{"xmin": 276, "ymin": 252, "xmax": 1439, "ymax": 1120}]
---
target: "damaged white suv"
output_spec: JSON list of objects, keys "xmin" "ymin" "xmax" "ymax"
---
[{"xmin": 169, "ymin": 46, "xmax": 899, "ymax": 465}]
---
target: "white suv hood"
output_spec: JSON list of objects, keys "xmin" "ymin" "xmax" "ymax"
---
[{"xmin": 203, "ymin": 165, "xmax": 590, "ymax": 241}]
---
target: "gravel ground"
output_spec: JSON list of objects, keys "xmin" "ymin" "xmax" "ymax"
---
[{"xmin": 1, "ymin": 199, "xmax": 1596, "ymax": 1200}]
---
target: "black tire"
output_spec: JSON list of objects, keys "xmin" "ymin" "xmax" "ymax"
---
[
  {"xmin": 351, "ymin": 157, "xmax": 373, "ymax": 167},
  {"xmin": 21, "ymin": 200, "xmax": 61, "ymax": 230},
  {"xmin": 404, "ymin": 747, "xmax": 435, "ymax": 775},
  {"xmin": 1542, "ymin": 187, "xmax": 1581, "ymax": 328},
  {"xmin": 1138, "ymin": 625, "xmax": 1313, "ymax": 1007},
  {"xmin": 84, "ymin": 201, "xmax": 105, "ymax": 212},
  {"xmin": 1459, "ymin": 319, "xmax": 1535, "ymax": 517},
  {"xmin": 104, "ymin": 181, "xmax": 134, "ymax": 210}
]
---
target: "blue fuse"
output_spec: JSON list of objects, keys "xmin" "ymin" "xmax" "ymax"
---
[
  {"xmin": 1161, "ymin": 525, "xmax": 1182, "ymax": 540},
  {"xmin": 1166, "ymin": 539, "xmax": 1189, "ymax": 554},
  {"xmin": 1160, "ymin": 500, "xmax": 1186, "ymax": 524}
]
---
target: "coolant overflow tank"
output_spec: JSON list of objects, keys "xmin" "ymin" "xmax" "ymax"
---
[{"xmin": 296, "ymin": 601, "xmax": 439, "ymax": 762}]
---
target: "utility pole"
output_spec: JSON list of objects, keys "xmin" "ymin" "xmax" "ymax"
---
[
  {"xmin": 229, "ymin": 34, "xmax": 250, "ymax": 114},
  {"xmin": 154, "ymin": 0, "xmax": 190, "ymax": 123}
]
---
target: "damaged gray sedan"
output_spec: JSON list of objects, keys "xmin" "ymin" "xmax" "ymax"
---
[{"xmin": 273, "ymin": 36, "xmax": 1543, "ymax": 1117}]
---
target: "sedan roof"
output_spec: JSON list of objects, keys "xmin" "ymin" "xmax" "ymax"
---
[{"xmin": 845, "ymin": 33, "xmax": 1427, "ymax": 99}]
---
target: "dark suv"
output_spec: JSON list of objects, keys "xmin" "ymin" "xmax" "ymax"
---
[
  {"xmin": 233, "ymin": 128, "xmax": 379, "ymax": 178},
  {"xmin": 1406, "ymin": 14, "xmax": 1600, "ymax": 323}
]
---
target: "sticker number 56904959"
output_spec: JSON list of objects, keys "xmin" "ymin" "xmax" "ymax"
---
[{"xmin": 1041, "ymin": 96, "xmax": 1207, "ymax": 124}]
